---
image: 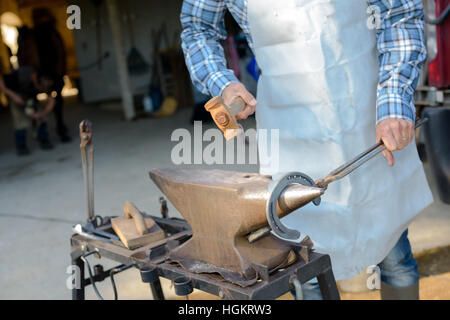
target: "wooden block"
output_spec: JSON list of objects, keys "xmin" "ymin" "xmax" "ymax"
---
[{"xmin": 111, "ymin": 216, "xmax": 165, "ymax": 250}]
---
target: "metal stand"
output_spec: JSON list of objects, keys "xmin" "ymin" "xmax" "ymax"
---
[
  {"xmin": 70, "ymin": 215, "xmax": 340, "ymax": 300},
  {"xmin": 140, "ymin": 266, "xmax": 165, "ymax": 300},
  {"xmin": 72, "ymin": 255, "xmax": 85, "ymax": 300},
  {"xmin": 317, "ymin": 261, "xmax": 341, "ymax": 300}
]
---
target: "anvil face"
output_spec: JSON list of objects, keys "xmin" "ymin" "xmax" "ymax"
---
[{"xmin": 149, "ymin": 168, "xmax": 323, "ymax": 285}]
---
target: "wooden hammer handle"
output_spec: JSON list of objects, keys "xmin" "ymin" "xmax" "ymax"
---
[
  {"xmin": 123, "ymin": 202, "xmax": 148, "ymax": 235},
  {"xmin": 228, "ymin": 97, "xmax": 246, "ymax": 117}
]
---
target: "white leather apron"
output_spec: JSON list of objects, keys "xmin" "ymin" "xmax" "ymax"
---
[{"xmin": 247, "ymin": 0, "xmax": 433, "ymax": 279}]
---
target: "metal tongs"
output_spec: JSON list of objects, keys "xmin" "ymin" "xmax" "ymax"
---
[
  {"xmin": 257, "ymin": 118, "xmax": 428, "ymax": 243},
  {"xmin": 74, "ymin": 120, "xmax": 119, "ymax": 242},
  {"xmin": 80, "ymin": 120, "xmax": 95, "ymax": 223},
  {"xmin": 315, "ymin": 118, "xmax": 428, "ymax": 189}
]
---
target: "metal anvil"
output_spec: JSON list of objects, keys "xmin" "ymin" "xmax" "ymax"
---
[
  {"xmin": 150, "ymin": 168, "xmax": 324, "ymax": 286},
  {"xmin": 148, "ymin": 121, "xmax": 428, "ymax": 286}
]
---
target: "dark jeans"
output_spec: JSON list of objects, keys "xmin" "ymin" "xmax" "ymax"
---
[{"xmin": 296, "ymin": 229, "xmax": 418, "ymax": 300}]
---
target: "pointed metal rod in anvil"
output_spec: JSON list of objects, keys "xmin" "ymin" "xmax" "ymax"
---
[{"xmin": 149, "ymin": 168, "xmax": 324, "ymax": 282}]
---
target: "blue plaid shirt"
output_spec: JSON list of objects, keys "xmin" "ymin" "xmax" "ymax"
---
[{"xmin": 180, "ymin": 0, "xmax": 426, "ymax": 123}]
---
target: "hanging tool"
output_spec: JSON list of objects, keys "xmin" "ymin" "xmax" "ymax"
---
[{"xmin": 124, "ymin": 3, "xmax": 149, "ymax": 75}]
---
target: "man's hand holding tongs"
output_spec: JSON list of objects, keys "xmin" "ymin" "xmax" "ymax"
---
[{"xmin": 376, "ymin": 118, "xmax": 415, "ymax": 167}]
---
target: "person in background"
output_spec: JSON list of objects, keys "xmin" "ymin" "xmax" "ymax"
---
[
  {"xmin": 0, "ymin": 65, "xmax": 55, "ymax": 155},
  {"xmin": 32, "ymin": 7, "xmax": 71, "ymax": 143}
]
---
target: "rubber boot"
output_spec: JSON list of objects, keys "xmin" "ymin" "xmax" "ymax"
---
[
  {"xmin": 380, "ymin": 281, "xmax": 419, "ymax": 300},
  {"xmin": 37, "ymin": 122, "xmax": 54, "ymax": 150},
  {"xmin": 15, "ymin": 129, "xmax": 30, "ymax": 156}
]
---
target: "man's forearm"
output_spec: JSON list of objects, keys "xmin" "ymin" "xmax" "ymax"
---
[
  {"xmin": 370, "ymin": 0, "xmax": 427, "ymax": 124},
  {"xmin": 180, "ymin": 0, "xmax": 239, "ymax": 96}
]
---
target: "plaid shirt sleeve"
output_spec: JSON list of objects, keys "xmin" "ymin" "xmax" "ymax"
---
[
  {"xmin": 180, "ymin": 0, "xmax": 239, "ymax": 97},
  {"xmin": 369, "ymin": 0, "xmax": 427, "ymax": 124}
]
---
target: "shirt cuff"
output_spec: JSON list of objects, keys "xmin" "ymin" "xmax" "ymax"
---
[
  {"xmin": 205, "ymin": 70, "xmax": 239, "ymax": 97},
  {"xmin": 376, "ymin": 92, "xmax": 416, "ymax": 124}
]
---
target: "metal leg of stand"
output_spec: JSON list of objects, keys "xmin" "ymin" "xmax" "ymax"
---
[
  {"xmin": 317, "ymin": 257, "xmax": 340, "ymax": 300},
  {"xmin": 140, "ymin": 267, "xmax": 165, "ymax": 300},
  {"xmin": 72, "ymin": 256, "xmax": 85, "ymax": 300},
  {"xmin": 150, "ymin": 278, "xmax": 165, "ymax": 300}
]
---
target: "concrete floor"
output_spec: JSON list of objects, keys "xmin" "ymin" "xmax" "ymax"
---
[{"xmin": 0, "ymin": 97, "xmax": 449, "ymax": 299}]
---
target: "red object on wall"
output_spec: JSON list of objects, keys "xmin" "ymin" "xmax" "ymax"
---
[{"xmin": 428, "ymin": 0, "xmax": 450, "ymax": 88}]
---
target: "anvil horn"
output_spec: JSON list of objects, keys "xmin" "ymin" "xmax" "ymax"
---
[{"xmin": 149, "ymin": 168, "xmax": 323, "ymax": 283}]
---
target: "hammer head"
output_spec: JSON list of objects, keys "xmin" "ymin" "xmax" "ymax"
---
[{"xmin": 204, "ymin": 96, "xmax": 244, "ymax": 140}]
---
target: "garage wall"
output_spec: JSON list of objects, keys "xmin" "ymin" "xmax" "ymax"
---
[{"xmin": 71, "ymin": 0, "xmax": 183, "ymax": 103}]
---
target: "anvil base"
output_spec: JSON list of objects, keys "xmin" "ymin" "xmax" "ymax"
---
[{"xmin": 169, "ymin": 233, "xmax": 295, "ymax": 287}]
